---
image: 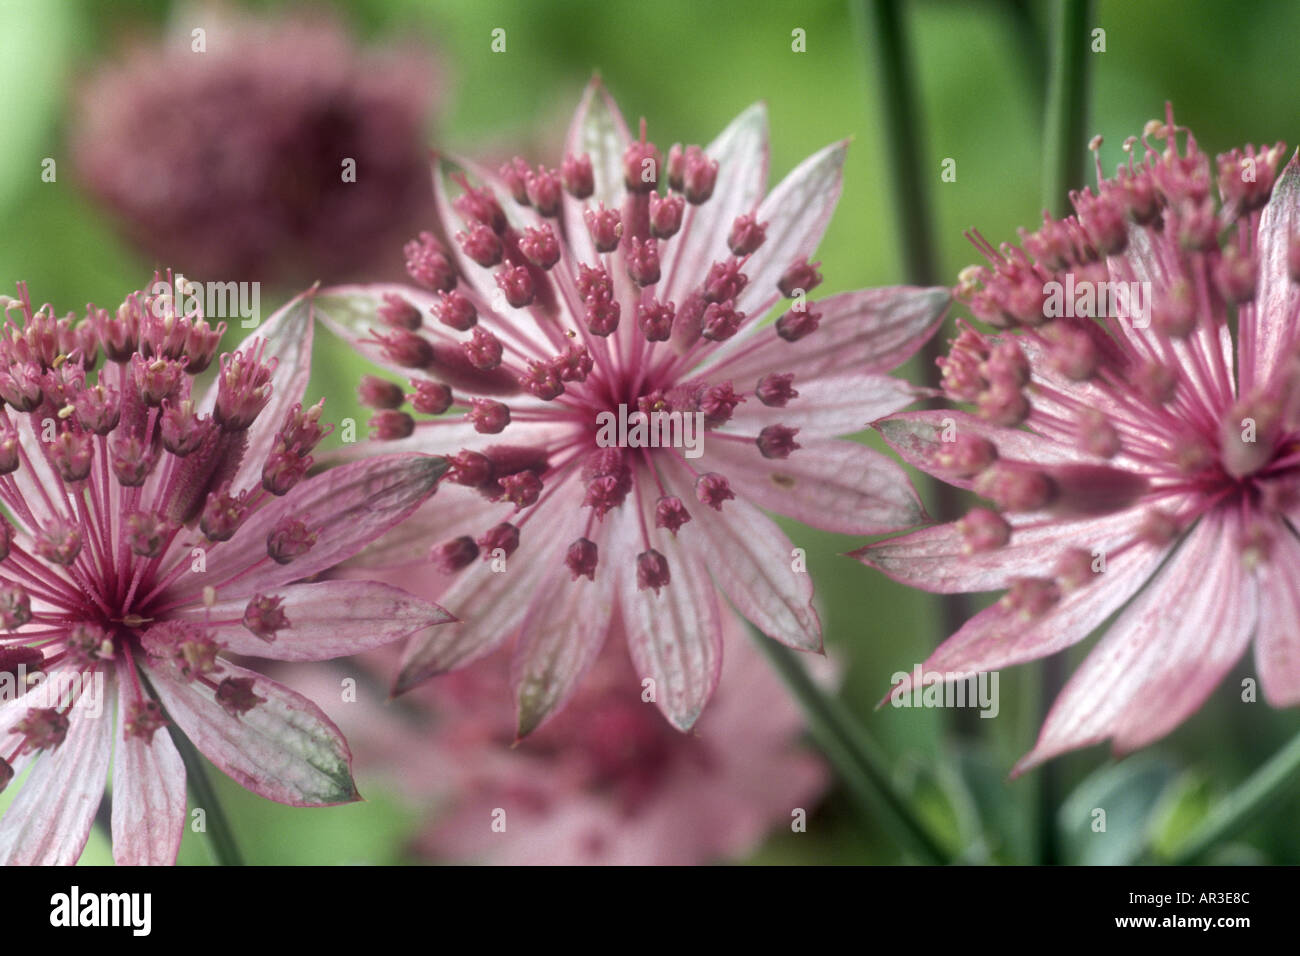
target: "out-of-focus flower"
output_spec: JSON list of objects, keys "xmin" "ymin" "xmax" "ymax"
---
[
  {"xmin": 314, "ymin": 78, "xmax": 949, "ymax": 734},
  {"xmin": 0, "ymin": 275, "xmax": 451, "ymax": 864},
  {"xmin": 72, "ymin": 8, "xmax": 439, "ymax": 285},
  {"xmin": 858, "ymin": 106, "xmax": 1300, "ymax": 771},
  {"xmin": 287, "ymin": 611, "xmax": 829, "ymax": 865}
]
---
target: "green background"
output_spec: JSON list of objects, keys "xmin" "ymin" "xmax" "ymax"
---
[{"xmin": 0, "ymin": 0, "xmax": 1296, "ymax": 864}]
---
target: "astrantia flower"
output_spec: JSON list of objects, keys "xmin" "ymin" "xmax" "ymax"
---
[
  {"xmin": 857, "ymin": 106, "xmax": 1300, "ymax": 771},
  {"xmin": 315, "ymin": 79, "xmax": 949, "ymax": 733},
  {"xmin": 285, "ymin": 612, "xmax": 829, "ymax": 865},
  {"xmin": 0, "ymin": 277, "xmax": 450, "ymax": 864},
  {"xmin": 72, "ymin": 9, "xmax": 438, "ymax": 285}
]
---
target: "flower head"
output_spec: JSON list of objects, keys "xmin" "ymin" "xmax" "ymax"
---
[
  {"xmin": 858, "ymin": 106, "xmax": 1300, "ymax": 771},
  {"xmin": 316, "ymin": 79, "xmax": 948, "ymax": 732},
  {"xmin": 0, "ymin": 276, "xmax": 451, "ymax": 864},
  {"xmin": 72, "ymin": 9, "xmax": 439, "ymax": 285}
]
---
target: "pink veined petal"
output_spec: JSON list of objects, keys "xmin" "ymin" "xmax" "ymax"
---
[
  {"xmin": 111, "ymin": 658, "xmax": 187, "ymax": 866},
  {"xmin": 855, "ymin": 503, "xmax": 1166, "ymax": 594},
  {"xmin": 0, "ymin": 671, "xmax": 115, "ymax": 865},
  {"xmin": 337, "ymin": 485, "xmax": 504, "ymax": 570},
  {"xmin": 875, "ymin": 409, "xmax": 1103, "ymax": 487},
  {"xmin": 312, "ymin": 283, "xmax": 522, "ymax": 396},
  {"xmin": 224, "ymin": 289, "xmax": 316, "ymax": 495},
  {"xmin": 393, "ymin": 478, "xmax": 583, "ymax": 694},
  {"xmin": 659, "ymin": 101, "xmax": 769, "ymax": 306},
  {"xmin": 612, "ymin": 494, "xmax": 724, "ymax": 731},
  {"xmin": 886, "ymin": 525, "xmax": 1176, "ymax": 702},
  {"xmin": 723, "ymin": 370, "xmax": 927, "ymax": 439},
  {"xmin": 1015, "ymin": 514, "xmax": 1257, "ymax": 774},
  {"xmin": 731, "ymin": 140, "xmax": 847, "ymax": 322},
  {"xmin": 1253, "ymin": 521, "xmax": 1300, "ymax": 707},
  {"xmin": 147, "ymin": 660, "xmax": 359, "ymax": 806},
  {"xmin": 703, "ymin": 436, "xmax": 925, "ymax": 534},
  {"xmin": 173, "ymin": 453, "xmax": 446, "ymax": 605},
  {"xmin": 559, "ymin": 76, "xmax": 631, "ymax": 270},
  {"xmin": 1246, "ymin": 151, "xmax": 1300, "ymax": 392},
  {"xmin": 175, "ymin": 580, "xmax": 454, "ymax": 661},
  {"xmin": 510, "ymin": 562, "xmax": 616, "ymax": 737},
  {"xmin": 663, "ymin": 456, "xmax": 821, "ymax": 651},
  {"xmin": 703, "ymin": 286, "xmax": 950, "ymax": 384}
]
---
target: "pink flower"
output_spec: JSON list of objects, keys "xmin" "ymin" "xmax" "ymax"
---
[
  {"xmin": 315, "ymin": 79, "xmax": 949, "ymax": 733},
  {"xmin": 284, "ymin": 611, "xmax": 830, "ymax": 865},
  {"xmin": 857, "ymin": 106, "xmax": 1299, "ymax": 772},
  {"xmin": 72, "ymin": 9, "xmax": 439, "ymax": 286},
  {"xmin": 0, "ymin": 276, "xmax": 451, "ymax": 864}
]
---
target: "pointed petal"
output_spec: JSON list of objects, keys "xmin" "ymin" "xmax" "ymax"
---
[
  {"xmin": 176, "ymin": 580, "xmax": 454, "ymax": 661},
  {"xmin": 612, "ymin": 494, "xmax": 724, "ymax": 731},
  {"xmin": 665, "ymin": 458, "xmax": 820, "ymax": 650},
  {"xmin": 856, "ymin": 505, "xmax": 1159, "ymax": 594},
  {"xmin": 732, "ymin": 140, "xmax": 847, "ymax": 321},
  {"xmin": 1244, "ymin": 151, "xmax": 1300, "ymax": 390},
  {"xmin": 337, "ymin": 485, "xmax": 502, "ymax": 570},
  {"xmin": 177, "ymin": 453, "xmax": 446, "ymax": 604},
  {"xmin": 0, "ymin": 672, "xmax": 114, "ymax": 865},
  {"xmin": 706, "ymin": 286, "xmax": 949, "ymax": 385},
  {"xmin": 511, "ymin": 565, "xmax": 615, "ymax": 737},
  {"xmin": 112, "ymin": 659, "xmax": 186, "ymax": 866},
  {"xmin": 1254, "ymin": 522, "xmax": 1300, "ymax": 706},
  {"xmin": 660, "ymin": 102, "xmax": 769, "ymax": 304},
  {"xmin": 724, "ymin": 370, "xmax": 926, "ymax": 438},
  {"xmin": 1016, "ymin": 515, "xmax": 1256, "ymax": 772},
  {"xmin": 559, "ymin": 79, "xmax": 632, "ymax": 272},
  {"xmin": 876, "ymin": 409, "xmax": 1098, "ymax": 486},
  {"xmin": 147, "ymin": 661, "xmax": 359, "ymax": 806},
  {"xmin": 890, "ymin": 526, "xmax": 1175, "ymax": 697},
  {"xmin": 704, "ymin": 437, "xmax": 924, "ymax": 534}
]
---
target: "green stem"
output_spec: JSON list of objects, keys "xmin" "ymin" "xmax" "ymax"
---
[
  {"xmin": 862, "ymin": 0, "xmax": 940, "ymax": 287},
  {"xmin": 1170, "ymin": 729, "xmax": 1300, "ymax": 864},
  {"xmin": 1042, "ymin": 0, "xmax": 1093, "ymax": 219},
  {"xmin": 168, "ymin": 725, "xmax": 245, "ymax": 866},
  {"xmin": 751, "ymin": 631, "xmax": 950, "ymax": 864},
  {"xmin": 1036, "ymin": 0, "xmax": 1093, "ymax": 866}
]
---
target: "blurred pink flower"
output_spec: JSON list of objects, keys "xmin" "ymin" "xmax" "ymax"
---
[
  {"xmin": 858, "ymin": 106, "xmax": 1300, "ymax": 771},
  {"xmin": 72, "ymin": 8, "xmax": 439, "ymax": 285},
  {"xmin": 287, "ymin": 610, "xmax": 829, "ymax": 865},
  {"xmin": 315, "ymin": 78, "xmax": 949, "ymax": 734},
  {"xmin": 0, "ymin": 276, "xmax": 451, "ymax": 864}
]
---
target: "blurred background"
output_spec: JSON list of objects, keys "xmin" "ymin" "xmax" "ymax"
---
[{"xmin": 1, "ymin": 0, "xmax": 1297, "ymax": 864}]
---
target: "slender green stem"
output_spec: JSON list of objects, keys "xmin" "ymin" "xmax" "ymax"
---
[
  {"xmin": 862, "ymin": 0, "xmax": 940, "ymax": 287},
  {"xmin": 751, "ymin": 631, "xmax": 950, "ymax": 864},
  {"xmin": 1170, "ymin": 729, "xmax": 1300, "ymax": 864},
  {"xmin": 1037, "ymin": 0, "xmax": 1093, "ymax": 866},
  {"xmin": 168, "ymin": 725, "xmax": 245, "ymax": 866},
  {"xmin": 1042, "ymin": 0, "xmax": 1093, "ymax": 219}
]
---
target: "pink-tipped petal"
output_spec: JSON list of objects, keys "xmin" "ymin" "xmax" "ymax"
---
[
  {"xmin": 1015, "ymin": 515, "xmax": 1257, "ymax": 773},
  {"xmin": 1247, "ymin": 151, "xmax": 1300, "ymax": 391}
]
